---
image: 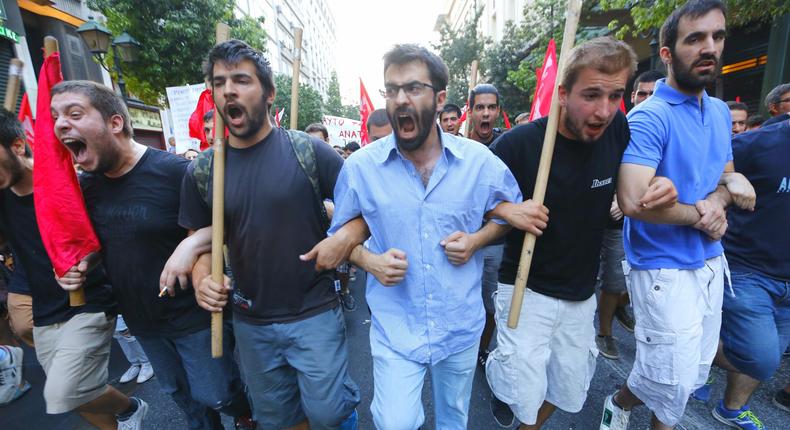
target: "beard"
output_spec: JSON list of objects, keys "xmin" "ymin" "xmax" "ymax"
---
[
  {"xmin": 388, "ymin": 101, "xmax": 437, "ymax": 152},
  {"xmin": 672, "ymin": 53, "xmax": 721, "ymax": 92},
  {"xmin": 221, "ymin": 96, "xmax": 269, "ymax": 140}
]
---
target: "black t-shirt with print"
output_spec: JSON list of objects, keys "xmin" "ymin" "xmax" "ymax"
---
[{"xmin": 492, "ymin": 113, "xmax": 630, "ymax": 301}]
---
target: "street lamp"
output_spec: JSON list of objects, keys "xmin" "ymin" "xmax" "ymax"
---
[{"xmin": 77, "ymin": 17, "xmax": 141, "ymax": 102}]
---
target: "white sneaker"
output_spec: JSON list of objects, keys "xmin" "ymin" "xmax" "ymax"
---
[
  {"xmin": 600, "ymin": 393, "xmax": 631, "ymax": 430},
  {"xmin": 119, "ymin": 364, "xmax": 140, "ymax": 384},
  {"xmin": 118, "ymin": 397, "xmax": 149, "ymax": 430},
  {"xmin": 136, "ymin": 363, "xmax": 154, "ymax": 384},
  {"xmin": 0, "ymin": 345, "xmax": 30, "ymax": 405}
]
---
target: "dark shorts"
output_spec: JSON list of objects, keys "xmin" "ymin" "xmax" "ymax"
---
[
  {"xmin": 234, "ymin": 307, "xmax": 360, "ymax": 429},
  {"xmin": 721, "ymin": 270, "xmax": 790, "ymax": 380}
]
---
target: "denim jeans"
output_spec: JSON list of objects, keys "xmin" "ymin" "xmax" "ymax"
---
[
  {"xmin": 721, "ymin": 269, "xmax": 790, "ymax": 380},
  {"xmin": 481, "ymin": 244, "xmax": 504, "ymax": 315},
  {"xmin": 136, "ymin": 323, "xmax": 249, "ymax": 430},
  {"xmin": 234, "ymin": 307, "xmax": 360, "ymax": 429},
  {"xmin": 114, "ymin": 315, "xmax": 149, "ymax": 366},
  {"xmin": 371, "ymin": 340, "xmax": 479, "ymax": 430}
]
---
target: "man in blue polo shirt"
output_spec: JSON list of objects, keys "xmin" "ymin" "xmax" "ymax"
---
[
  {"xmin": 599, "ymin": 1, "xmax": 756, "ymax": 429},
  {"xmin": 707, "ymin": 116, "xmax": 790, "ymax": 428},
  {"xmin": 328, "ymin": 44, "xmax": 522, "ymax": 430}
]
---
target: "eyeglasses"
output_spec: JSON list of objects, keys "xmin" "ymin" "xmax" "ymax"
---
[
  {"xmin": 635, "ymin": 90, "xmax": 654, "ymax": 97},
  {"xmin": 380, "ymin": 81, "xmax": 436, "ymax": 99},
  {"xmin": 779, "ymin": 98, "xmax": 790, "ymax": 104}
]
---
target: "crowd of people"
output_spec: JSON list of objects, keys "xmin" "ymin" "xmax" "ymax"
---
[{"xmin": 1, "ymin": 0, "xmax": 789, "ymax": 429}]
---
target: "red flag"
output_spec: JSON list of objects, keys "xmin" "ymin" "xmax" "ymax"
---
[
  {"xmin": 620, "ymin": 98, "xmax": 626, "ymax": 113},
  {"xmin": 188, "ymin": 89, "xmax": 214, "ymax": 151},
  {"xmin": 502, "ymin": 110, "xmax": 512, "ymax": 129},
  {"xmin": 18, "ymin": 93, "xmax": 34, "ymax": 149},
  {"xmin": 32, "ymin": 52, "xmax": 101, "ymax": 277},
  {"xmin": 529, "ymin": 39, "xmax": 558, "ymax": 122},
  {"xmin": 274, "ymin": 107, "xmax": 285, "ymax": 127},
  {"xmin": 359, "ymin": 79, "xmax": 374, "ymax": 146}
]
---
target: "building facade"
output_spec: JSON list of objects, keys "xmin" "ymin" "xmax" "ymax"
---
[
  {"xmin": 436, "ymin": 0, "xmax": 528, "ymax": 43},
  {"xmin": 235, "ymin": 0, "xmax": 337, "ymax": 99}
]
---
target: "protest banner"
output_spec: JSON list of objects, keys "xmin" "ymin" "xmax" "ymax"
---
[
  {"xmin": 322, "ymin": 114, "xmax": 362, "ymax": 147},
  {"xmin": 165, "ymin": 82, "xmax": 206, "ymax": 153}
]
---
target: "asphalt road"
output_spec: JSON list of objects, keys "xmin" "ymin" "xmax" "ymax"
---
[{"xmin": 2, "ymin": 272, "xmax": 789, "ymax": 429}]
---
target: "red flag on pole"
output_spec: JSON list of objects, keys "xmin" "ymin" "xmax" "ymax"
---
[
  {"xmin": 359, "ymin": 79, "xmax": 374, "ymax": 146},
  {"xmin": 502, "ymin": 110, "xmax": 512, "ymax": 129},
  {"xmin": 188, "ymin": 89, "xmax": 214, "ymax": 151},
  {"xmin": 620, "ymin": 98, "xmax": 626, "ymax": 113},
  {"xmin": 274, "ymin": 107, "xmax": 285, "ymax": 127},
  {"xmin": 529, "ymin": 39, "xmax": 558, "ymax": 122},
  {"xmin": 18, "ymin": 93, "xmax": 34, "ymax": 149},
  {"xmin": 32, "ymin": 52, "xmax": 101, "ymax": 277}
]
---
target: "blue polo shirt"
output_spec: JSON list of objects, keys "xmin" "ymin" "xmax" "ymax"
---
[{"xmin": 622, "ymin": 79, "xmax": 732, "ymax": 270}]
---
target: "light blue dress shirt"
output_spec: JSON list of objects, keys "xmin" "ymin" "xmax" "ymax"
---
[{"xmin": 329, "ymin": 130, "xmax": 522, "ymax": 364}]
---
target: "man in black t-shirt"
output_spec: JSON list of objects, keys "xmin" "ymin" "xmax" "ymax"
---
[
  {"xmin": 0, "ymin": 108, "xmax": 144, "ymax": 427},
  {"xmin": 50, "ymin": 81, "xmax": 253, "ymax": 429},
  {"xmin": 182, "ymin": 40, "xmax": 360, "ymax": 430},
  {"xmin": 484, "ymin": 38, "xmax": 675, "ymax": 429}
]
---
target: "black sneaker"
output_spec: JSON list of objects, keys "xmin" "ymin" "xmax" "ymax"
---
[
  {"xmin": 614, "ymin": 306, "xmax": 635, "ymax": 333},
  {"xmin": 339, "ymin": 290, "xmax": 357, "ymax": 312},
  {"xmin": 774, "ymin": 389, "xmax": 790, "ymax": 413},
  {"xmin": 234, "ymin": 415, "xmax": 257, "ymax": 430},
  {"xmin": 478, "ymin": 349, "xmax": 490, "ymax": 368},
  {"xmin": 490, "ymin": 395, "xmax": 515, "ymax": 428}
]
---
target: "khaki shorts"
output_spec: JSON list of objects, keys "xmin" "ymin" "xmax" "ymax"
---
[
  {"xmin": 486, "ymin": 284, "xmax": 598, "ymax": 425},
  {"xmin": 33, "ymin": 312, "xmax": 115, "ymax": 414},
  {"xmin": 7, "ymin": 293, "xmax": 34, "ymax": 347}
]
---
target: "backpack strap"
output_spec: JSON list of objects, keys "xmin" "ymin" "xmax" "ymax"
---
[
  {"xmin": 286, "ymin": 129, "xmax": 331, "ymax": 231},
  {"xmin": 192, "ymin": 147, "xmax": 215, "ymax": 208}
]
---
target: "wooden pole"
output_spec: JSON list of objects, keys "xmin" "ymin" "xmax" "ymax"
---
[
  {"xmin": 289, "ymin": 28, "xmax": 303, "ymax": 130},
  {"xmin": 465, "ymin": 60, "xmax": 479, "ymax": 136},
  {"xmin": 4, "ymin": 59, "xmax": 23, "ymax": 112},
  {"xmin": 44, "ymin": 36, "xmax": 86, "ymax": 307},
  {"xmin": 210, "ymin": 22, "xmax": 230, "ymax": 358},
  {"xmin": 507, "ymin": 0, "xmax": 583, "ymax": 329}
]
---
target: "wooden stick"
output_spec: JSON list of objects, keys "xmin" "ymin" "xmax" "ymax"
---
[
  {"xmin": 4, "ymin": 59, "xmax": 23, "ymax": 112},
  {"xmin": 44, "ymin": 36, "xmax": 87, "ymax": 307},
  {"xmin": 289, "ymin": 28, "xmax": 303, "ymax": 130},
  {"xmin": 507, "ymin": 0, "xmax": 583, "ymax": 329},
  {"xmin": 210, "ymin": 22, "xmax": 230, "ymax": 358},
  {"xmin": 465, "ymin": 60, "xmax": 479, "ymax": 136}
]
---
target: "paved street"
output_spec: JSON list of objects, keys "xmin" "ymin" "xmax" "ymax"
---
[{"xmin": 2, "ymin": 271, "xmax": 788, "ymax": 429}]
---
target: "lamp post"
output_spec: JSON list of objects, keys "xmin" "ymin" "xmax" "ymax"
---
[{"xmin": 77, "ymin": 17, "xmax": 141, "ymax": 103}]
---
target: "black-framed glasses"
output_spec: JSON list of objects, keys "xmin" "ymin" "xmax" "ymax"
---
[{"xmin": 380, "ymin": 81, "xmax": 436, "ymax": 99}]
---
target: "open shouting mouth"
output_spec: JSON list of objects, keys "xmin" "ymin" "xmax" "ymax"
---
[{"xmin": 61, "ymin": 137, "xmax": 89, "ymax": 164}]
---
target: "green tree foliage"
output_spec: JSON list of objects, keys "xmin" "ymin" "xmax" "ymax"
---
[
  {"xmin": 433, "ymin": 6, "xmax": 487, "ymax": 106},
  {"xmin": 600, "ymin": 0, "xmax": 790, "ymax": 39},
  {"xmin": 324, "ymin": 71, "xmax": 359, "ymax": 119},
  {"xmin": 273, "ymin": 74, "xmax": 324, "ymax": 131},
  {"xmin": 88, "ymin": 0, "xmax": 267, "ymax": 105}
]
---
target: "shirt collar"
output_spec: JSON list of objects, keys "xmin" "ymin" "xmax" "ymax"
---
[
  {"xmin": 373, "ymin": 126, "xmax": 465, "ymax": 164},
  {"xmin": 654, "ymin": 78, "xmax": 709, "ymax": 106}
]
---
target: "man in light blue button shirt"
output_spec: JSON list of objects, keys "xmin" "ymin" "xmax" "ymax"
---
[{"xmin": 328, "ymin": 44, "xmax": 522, "ymax": 430}]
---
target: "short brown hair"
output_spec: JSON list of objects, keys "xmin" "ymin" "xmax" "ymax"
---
[
  {"xmin": 561, "ymin": 37, "xmax": 638, "ymax": 92},
  {"xmin": 51, "ymin": 80, "xmax": 133, "ymax": 137}
]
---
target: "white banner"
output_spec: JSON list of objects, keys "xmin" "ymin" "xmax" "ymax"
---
[
  {"xmin": 165, "ymin": 83, "xmax": 206, "ymax": 153},
  {"xmin": 322, "ymin": 115, "xmax": 362, "ymax": 147}
]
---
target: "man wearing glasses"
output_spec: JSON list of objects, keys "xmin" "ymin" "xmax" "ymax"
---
[
  {"xmin": 630, "ymin": 70, "xmax": 664, "ymax": 108},
  {"xmin": 762, "ymin": 83, "xmax": 790, "ymax": 127},
  {"xmin": 327, "ymin": 44, "xmax": 523, "ymax": 429}
]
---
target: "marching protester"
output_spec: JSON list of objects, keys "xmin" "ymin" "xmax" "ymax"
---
[
  {"xmin": 438, "ymin": 103, "xmax": 462, "ymax": 135},
  {"xmin": 596, "ymin": 69, "xmax": 664, "ymax": 361},
  {"xmin": 486, "ymin": 37, "xmax": 649, "ymax": 429},
  {"xmin": 762, "ymin": 83, "xmax": 790, "ymax": 127},
  {"xmin": 727, "ymin": 101, "xmax": 749, "ymax": 135},
  {"xmin": 0, "ymin": 108, "xmax": 145, "ymax": 428},
  {"xmin": 113, "ymin": 315, "xmax": 154, "ymax": 385},
  {"xmin": 745, "ymin": 114, "xmax": 765, "ymax": 131},
  {"xmin": 306, "ymin": 122, "xmax": 331, "ymax": 143},
  {"xmin": 707, "ymin": 113, "xmax": 790, "ymax": 428},
  {"xmin": 366, "ymin": 108, "xmax": 393, "ymax": 142},
  {"xmin": 600, "ymin": 2, "xmax": 756, "ymax": 429},
  {"xmin": 324, "ymin": 43, "xmax": 522, "ymax": 430},
  {"xmin": 467, "ymin": 84, "xmax": 502, "ymax": 146},
  {"xmin": 183, "ymin": 40, "xmax": 360, "ymax": 430},
  {"xmin": 50, "ymin": 80, "xmax": 254, "ymax": 430}
]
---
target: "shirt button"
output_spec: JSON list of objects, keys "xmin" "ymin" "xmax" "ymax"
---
[
  {"xmin": 424, "ymin": 264, "xmax": 431, "ymax": 270},
  {"xmin": 646, "ymin": 337, "xmax": 652, "ymax": 343},
  {"xmin": 430, "ymin": 321, "xmax": 436, "ymax": 327},
  {"xmin": 423, "ymin": 233, "xmax": 429, "ymax": 239},
  {"xmin": 654, "ymin": 285, "xmax": 661, "ymax": 291},
  {"xmin": 427, "ymin": 294, "xmax": 433, "ymax": 300}
]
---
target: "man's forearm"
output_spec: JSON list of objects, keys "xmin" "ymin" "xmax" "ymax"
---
[
  {"xmin": 472, "ymin": 221, "xmax": 511, "ymax": 248},
  {"xmin": 619, "ymin": 194, "xmax": 701, "ymax": 225},
  {"xmin": 332, "ymin": 216, "xmax": 371, "ymax": 260},
  {"xmin": 348, "ymin": 244, "xmax": 375, "ymax": 272},
  {"xmin": 192, "ymin": 252, "xmax": 211, "ymax": 284}
]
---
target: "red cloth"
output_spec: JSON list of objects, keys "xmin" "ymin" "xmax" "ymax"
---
[
  {"xmin": 502, "ymin": 110, "xmax": 512, "ymax": 129},
  {"xmin": 529, "ymin": 39, "xmax": 558, "ymax": 122},
  {"xmin": 620, "ymin": 99, "xmax": 626, "ymax": 113},
  {"xmin": 18, "ymin": 93, "xmax": 34, "ymax": 149},
  {"xmin": 359, "ymin": 79, "xmax": 374, "ymax": 146},
  {"xmin": 32, "ymin": 52, "xmax": 101, "ymax": 277},
  {"xmin": 188, "ymin": 89, "xmax": 214, "ymax": 151}
]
